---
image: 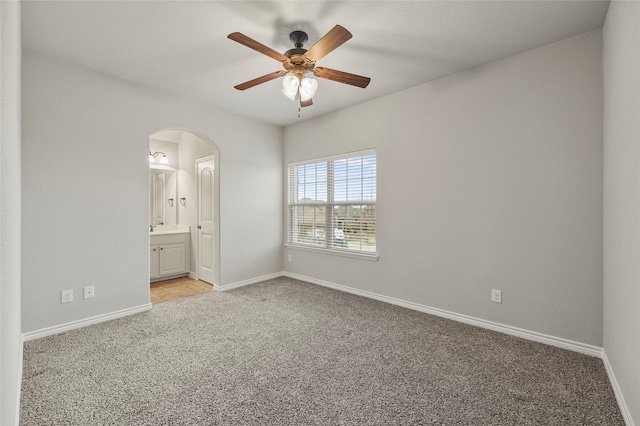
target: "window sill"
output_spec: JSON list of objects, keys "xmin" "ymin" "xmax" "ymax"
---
[{"xmin": 285, "ymin": 244, "xmax": 379, "ymax": 262}]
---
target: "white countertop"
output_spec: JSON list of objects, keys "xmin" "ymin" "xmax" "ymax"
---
[{"xmin": 150, "ymin": 225, "xmax": 190, "ymax": 235}]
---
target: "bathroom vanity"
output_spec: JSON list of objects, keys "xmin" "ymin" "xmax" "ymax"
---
[{"xmin": 150, "ymin": 226, "xmax": 190, "ymax": 282}]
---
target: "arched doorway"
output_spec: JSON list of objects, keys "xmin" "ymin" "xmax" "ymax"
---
[{"xmin": 149, "ymin": 128, "xmax": 221, "ymax": 289}]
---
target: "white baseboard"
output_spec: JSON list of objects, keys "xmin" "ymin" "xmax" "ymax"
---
[
  {"xmin": 282, "ymin": 272, "xmax": 603, "ymax": 358},
  {"xmin": 22, "ymin": 271, "xmax": 284, "ymax": 341},
  {"xmin": 150, "ymin": 272, "xmax": 189, "ymax": 283},
  {"xmin": 22, "ymin": 303, "xmax": 152, "ymax": 342},
  {"xmin": 603, "ymin": 351, "xmax": 636, "ymax": 426},
  {"xmin": 214, "ymin": 271, "xmax": 285, "ymax": 292}
]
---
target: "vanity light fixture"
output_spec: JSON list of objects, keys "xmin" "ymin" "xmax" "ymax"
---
[{"xmin": 149, "ymin": 151, "xmax": 169, "ymax": 164}]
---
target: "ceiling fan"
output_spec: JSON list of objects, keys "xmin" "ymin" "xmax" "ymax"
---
[{"xmin": 228, "ymin": 25, "xmax": 371, "ymax": 108}]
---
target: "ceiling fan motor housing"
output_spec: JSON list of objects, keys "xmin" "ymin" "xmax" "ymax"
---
[
  {"xmin": 284, "ymin": 31, "xmax": 315, "ymax": 79},
  {"xmin": 284, "ymin": 31, "xmax": 311, "ymax": 74}
]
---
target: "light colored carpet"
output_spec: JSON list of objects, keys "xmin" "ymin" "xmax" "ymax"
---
[{"xmin": 20, "ymin": 277, "xmax": 623, "ymax": 425}]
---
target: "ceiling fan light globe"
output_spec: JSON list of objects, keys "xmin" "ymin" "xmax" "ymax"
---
[
  {"xmin": 301, "ymin": 77, "xmax": 318, "ymax": 91},
  {"xmin": 282, "ymin": 74, "xmax": 299, "ymax": 91},
  {"xmin": 299, "ymin": 90, "xmax": 313, "ymax": 102},
  {"xmin": 282, "ymin": 74, "xmax": 300, "ymax": 100},
  {"xmin": 300, "ymin": 77, "xmax": 318, "ymax": 101},
  {"xmin": 281, "ymin": 88, "xmax": 297, "ymax": 101}
]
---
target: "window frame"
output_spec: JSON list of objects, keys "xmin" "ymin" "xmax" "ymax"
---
[{"xmin": 285, "ymin": 149, "xmax": 378, "ymax": 261}]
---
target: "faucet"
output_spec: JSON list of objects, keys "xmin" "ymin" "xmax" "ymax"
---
[{"xmin": 150, "ymin": 225, "xmax": 155, "ymax": 232}]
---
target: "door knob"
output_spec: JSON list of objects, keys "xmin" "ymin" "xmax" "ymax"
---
[{"xmin": 198, "ymin": 225, "xmax": 202, "ymax": 229}]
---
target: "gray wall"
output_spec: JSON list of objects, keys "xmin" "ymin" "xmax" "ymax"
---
[
  {"xmin": 21, "ymin": 52, "xmax": 283, "ymax": 334},
  {"xmin": 0, "ymin": 2, "xmax": 22, "ymax": 424},
  {"xmin": 603, "ymin": 1, "xmax": 640, "ymax": 423},
  {"xmin": 284, "ymin": 30, "xmax": 604, "ymax": 347}
]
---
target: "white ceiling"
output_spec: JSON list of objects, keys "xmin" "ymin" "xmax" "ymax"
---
[{"xmin": 21, "ymin": 1, "xmax": 610, "ymax": 127}]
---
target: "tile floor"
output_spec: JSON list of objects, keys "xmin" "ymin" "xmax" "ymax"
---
[{"xmin": 150, "ymin": 276, "xmax": 213, "ymax": 304}]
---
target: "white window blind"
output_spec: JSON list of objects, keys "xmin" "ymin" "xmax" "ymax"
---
[{"xmin": 287, "ymin": 150, "xmax": 376, "ymax": 255}]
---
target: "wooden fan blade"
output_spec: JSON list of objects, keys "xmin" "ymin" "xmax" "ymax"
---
[
  {"xmin": 300, "ymin": 98, "xmax": 313, "ymax": 108},
  {"xmin": 228, "ymin": 32, "xmax": 288, "ymax": 63},
  {"xmin": 234, "ymin": 70, "xmax": 287, "ymax": 91},
  {"xmin": 304, "ymin": 25, "xmax": 352, "ymax": 62},
  {"xmin": 314, "ymin": 67, "xmax": 371, "ymax": 88}
]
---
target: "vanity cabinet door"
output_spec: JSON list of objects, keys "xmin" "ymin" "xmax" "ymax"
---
[
  {"xmin": 158, "ymin": 243, "xmax": 186, "ymax": 276},
  {"xmin": 150, "ymin": 233, "xmax": 190, "ymax": 281},
  {"xmin": 150, "ymin": 245, "xmax": 160, "ymax": 279}
]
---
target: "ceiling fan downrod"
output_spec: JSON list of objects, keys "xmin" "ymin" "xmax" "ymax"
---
[
  {"xmin": 284, "ymin": 31, "xmax": 310, "ymax": 59},
  {"xmin": 289, "ymin": 31, "xmax": 308, "ymax": 49}
]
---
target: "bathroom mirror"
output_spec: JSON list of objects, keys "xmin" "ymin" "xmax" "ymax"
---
[{"xmin": 149, "ymin": 168, "xmax": 177, "ymax": 226}]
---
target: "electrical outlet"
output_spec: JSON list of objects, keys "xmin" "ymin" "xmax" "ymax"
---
[
  {"xmin": 287, "ymin": 254, "xmax": 292, "ymax": 262},
  {"xmin": 61, "ymin": 289, "xmax": 73, "ymax": 304},
  {"xmin": 491, "ymin": 289, "xmax": 502, "ymax": 304},
  {"xmin": 84, "ymin": 286, "xmax": 95, "ymax": 299}
]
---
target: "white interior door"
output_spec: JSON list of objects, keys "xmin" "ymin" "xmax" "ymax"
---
[{"xmin": 197, "ymin": 156, "xmax": 215, "ymax": 285}]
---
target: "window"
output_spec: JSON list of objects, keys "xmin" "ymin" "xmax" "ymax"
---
[{"xmin": 287, "ymin": 150, "xmax": 376, "ymax": 257}]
